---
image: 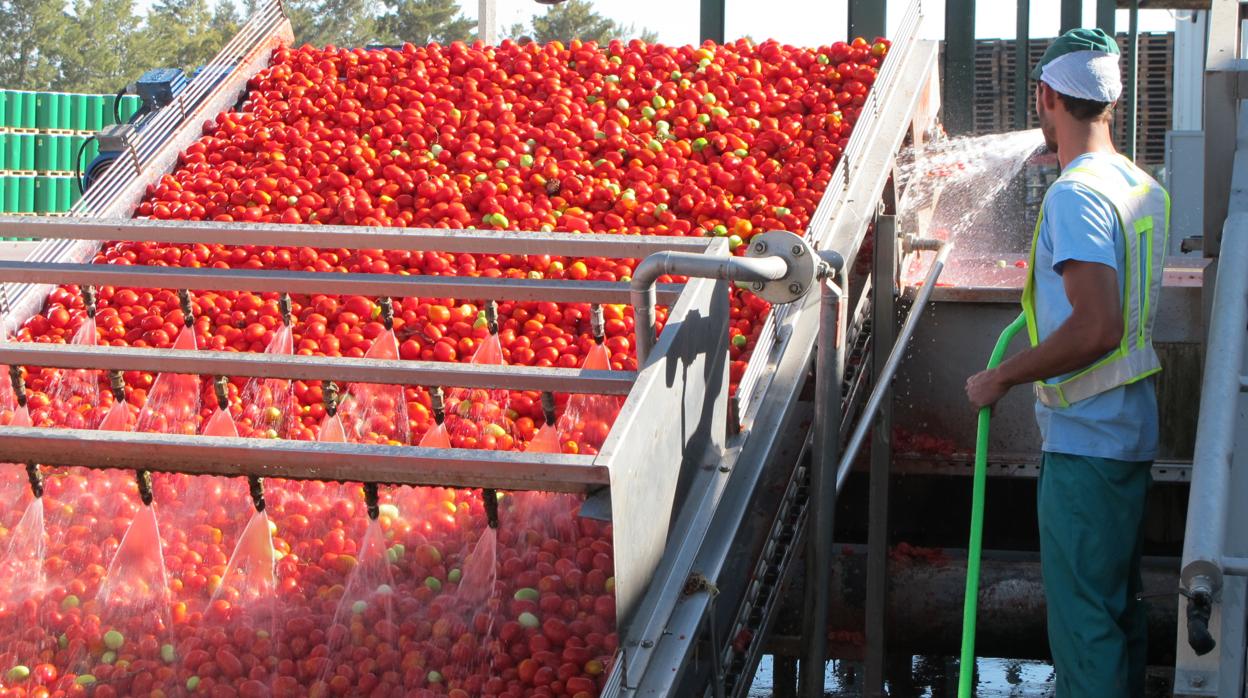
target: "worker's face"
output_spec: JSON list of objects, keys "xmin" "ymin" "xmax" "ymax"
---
[{"xmin": 1035, "ymin": 83, "xmax": 1058, "ymax": 153}]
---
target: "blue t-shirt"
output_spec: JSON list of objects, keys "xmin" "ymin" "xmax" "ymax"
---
[{"xmin": 1032, "ymin": 152, "xmax": 1158, "ymax": 462}]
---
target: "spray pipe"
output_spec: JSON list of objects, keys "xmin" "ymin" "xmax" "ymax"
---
[
  {"xmin": 590, "ymin": 304, "xmax": 604, "ymax": 345},
  {"xmin": 479, "ymin": 301, "xmax": 501, "ymax": 526},
  {"xmin": 957, "ymin": 312, "xmax": 1026, "ymax": 698},
  {"xmin": 14, "ymin": 364, "xmax": 40, "ymax": 499}
]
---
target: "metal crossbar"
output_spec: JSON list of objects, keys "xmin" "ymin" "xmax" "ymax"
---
[
  {"xmin": 0, "ymin": 427, "xmax": 605, "ymax": 492},
  {"xmin": 0, "ymin": 261, "xmax": 683, "ymax": 305},
  {"xmin": 0, "ymin": 343, "xmax": 635, "ymax": 394},
  {"xmin": 0, "ymin": 216, "xmax": 714, "ymax": 259}
]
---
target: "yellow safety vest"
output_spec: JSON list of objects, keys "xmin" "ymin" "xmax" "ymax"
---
[{"xmin": 1021, "ymin": 156, "xmax": 1171, "ymax": 408}]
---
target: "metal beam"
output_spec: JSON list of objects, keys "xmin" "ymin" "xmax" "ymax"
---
[
  {"xmin": 1126, "ymin": 0, "xmax": 1140, "ymax": 160},
  {"xmin": 1117, "ymin": 0, "xmax": 1207, "ymax": 6},
  {"xmin": 849, "ymin": 0, "xmax": 887, "ymax": 41},
  {"xmin": 864, "ymin": 215, "xmax": 898, "ymax": 697},
  {"xmin": 0, "ymin": 426, "xmax": 606, "ymax": 492},
  {"xmin": 0, "ymin": 261, "xmax": 683, "ymax": 305},
  {"xmin": 1061, "ymin": 0, "xmax": 1083, "ymax": 32},
  {"xmin": 478, "ymin": 0, "xmax": 497, "ymax": 44},
  {"xmin": 0, "ymin": 342, "xmax": 635, "ymax": 394},
  {"xmin": 0, "ymin": 216, "xmax": 713, "ymax": 259},
  {"xmin": 700, "ymin": 0, "xmax": 725, "ymax": 44},
  {"xmin": 943, "ymin": 0, "xmax": 977, "ymax": 135},
  {"xmin": 1098, "ymin": 0, "xmax": 1117, "ymax": 33},
  {"xmin": 1015, "ymin": 0, "xmax": 1032, "ymax": 131}
]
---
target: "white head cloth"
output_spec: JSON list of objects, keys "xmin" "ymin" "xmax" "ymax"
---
[{"xmin": 1040, "ymin": 50, "xmax": 1122, "ymax": 102}]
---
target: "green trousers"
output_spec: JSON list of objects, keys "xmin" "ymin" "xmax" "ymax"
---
[{"xmin": 1037, "ymin": 451, "xmax": 1152, "ymax": 698}]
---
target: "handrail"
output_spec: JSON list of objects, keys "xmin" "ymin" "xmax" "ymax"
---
[{"xmin": 1178, "ymin": 212, "xmax": 1248, "ymax": 644}]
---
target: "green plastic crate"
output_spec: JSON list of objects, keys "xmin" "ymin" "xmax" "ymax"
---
[
  {"xmin": 0, "ymin": 93, "xmax": 7, "ymax": 129},
  {"xmin": 87, "ymin": 95, "xmax": 106, "ymax": 131},
  {"xmin": 12, "ymin": 176, "xmax": 34, "ymax": 213},
  {"xmin": 68, "ymin": 94, "xmax": 87, "ymax": 131},
  {"xmin": 11, "ymin": 92, "xmax": 36, "ymax": 130},
  {"xmin": 34, "ymin": 92, "xmax": 57, "ymax": 130},
  {"xmin": 9, "ymin": 133, "xmax": 35, "ymax": 171},
  {"xmin": 0, "ymin": 176, "xmax": 13, "ymax": 213}
]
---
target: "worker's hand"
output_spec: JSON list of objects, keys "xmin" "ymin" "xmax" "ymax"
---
[{"xmin": 966, "ymin": 368, "xmax": 1010, "ymax": 409}]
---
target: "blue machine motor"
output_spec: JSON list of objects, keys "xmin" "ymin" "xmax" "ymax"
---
[{"xmin": 80, "ymin": 68, "xmax": 190, "ymax": 193}]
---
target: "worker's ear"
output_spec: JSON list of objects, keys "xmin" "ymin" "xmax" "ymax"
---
[{"xmin": 1036, "ymin": 81, "xmax": 1056, "ymax": 111}]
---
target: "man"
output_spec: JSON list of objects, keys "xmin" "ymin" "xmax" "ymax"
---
[{"xmin": 965, "ymin": 28, "xmax": 1169, "ymax": 697}]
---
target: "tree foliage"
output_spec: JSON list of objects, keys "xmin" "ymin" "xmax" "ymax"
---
[
  {"xmin": 508, "ymin": 0, "xmax": 657, "ymax": 45},
  {"xmin": 377, "ymin": 0, "xmax": 474, "ymax": 46},
  {"xmin": 0, "ymin": 0, "xmax": 657, "ymax": 93}
]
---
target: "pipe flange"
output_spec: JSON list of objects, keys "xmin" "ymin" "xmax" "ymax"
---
[{"xmin": 742, "ymin": 230, "xmax": 818, "ymax": 305}]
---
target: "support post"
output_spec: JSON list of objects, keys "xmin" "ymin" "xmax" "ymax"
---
[
  {"xmin": 849, "ymin": 0, "xmax": 887, "ymax": 42},
  {"xmin": 864, "ymin": 213, "xmax": 897, "ymax": 697},
  {"xmin": 943, "ymin": 0, "xmax": 977, "ymax": 135},
  {"xmin": 773, "ymin": 655, "xmax": 798, "ymax": 698},
  {"xmin": 1125, "ymin": 0, "xmax": 1139, "ymax": 160},
  {"xmin": 799, "ymin": 274, "xmax": 846, "ymax": 698},
  {"xmin": 1060, "ymin": 0, "xmax": 1082, "ymax": 33},
  {"xmin": 1096, "ymin": 0, "xmax": 1115, "ymax": 35},
  {"xmin": 1014, "ymin": 0, "xmax": 1031, "ymax": 130},
  {"xmin": 700, "ymin": 0, "xmax": 725, "ymax": 44},
  {"xmin": 477, "ymin": 0, "xmax": 496, "ymax": 44}
]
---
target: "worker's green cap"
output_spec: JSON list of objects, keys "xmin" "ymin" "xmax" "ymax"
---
[{"xmin": 1030, "ymin": 28, "xmax": 1120, "ymax": 80}]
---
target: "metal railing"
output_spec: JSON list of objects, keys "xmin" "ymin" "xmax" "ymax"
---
[{"xmin": 1174, "ymin": 96, "xmax": 1248, "ymax": 697}]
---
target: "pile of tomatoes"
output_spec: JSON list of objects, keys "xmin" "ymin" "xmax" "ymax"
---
[{"xmin": 0, "ymin": 34, "xmax": 888, "ymax": 697}]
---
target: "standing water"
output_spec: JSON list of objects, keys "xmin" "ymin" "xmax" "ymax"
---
[{"xmin": 897, "ymin": 129, "xmax": 1047, "ymax": 287}]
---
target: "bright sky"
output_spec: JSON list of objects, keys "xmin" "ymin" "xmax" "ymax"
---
[{"xmin": 457, "ymin": 0, "xmax": 1178, "ymax": 45}]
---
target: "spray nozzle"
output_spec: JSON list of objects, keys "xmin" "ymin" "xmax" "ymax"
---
[
  {"xmin": 213, "ymin": 376, "xmax": 230, "ymax": 411},
  {"xmin": 137, "ymin": 470, "xmax": 154, "ymax": 506},
  {"xmin": 108, "ymin": 370, "xmax": 126, "ymax": 403},
  {"xmin": 590, "ymin": 304, "xmax": 604, "ymax": 344},
  {"xmin": 485, "ymin": 300, "xmax": 499, "ymax": 335},
  {"xmin": 8, "ymin": 365, "xmax": 25, "ymax": 408},
  {"xmin": 178, "ymin": 289, "xmax": 194, "ymax": 328},
  {"xmin": 26, "ymin": 463, "xmax": 43, "ymax": 499},
  {"xmin": 430, "ymin": 386, "xmax": 445, "ymax": 425},
  {"xmin": 249, "ymin": 475, "xmax": 266, "ymax": 513},
  {"xmin": 364, "ymin": 482, "xmax": 380, "ymax": 520},
  {"xmin": 540, "ymin": 391, "xmax": 557, "ymax": 425},
  {"xmin": 279, "ymin": 293, "xmax": 293, "ymax": 327},
  {"xmin": 379, "ymin": 297, "xmax": 394, "ymax": 331},
  {"xmin": 323, "ymin": 380, "xmax": 340, "ymax": 417},
  {"xmin": 483, "ymin": 488, "xmax": 499, "ymax": 529},
  {"xmin": 83, "ymin": 285, "xmax": 97, "ymax": 320}
]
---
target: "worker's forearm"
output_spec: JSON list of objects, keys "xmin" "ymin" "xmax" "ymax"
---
[{"xmin": 994, "ymin": 320, "xmax": 1117, "ymax": 388}]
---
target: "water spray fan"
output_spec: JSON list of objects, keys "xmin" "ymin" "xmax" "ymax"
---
[{"xmin": 958, "ymin": 312, "xmax": 1026, "ymax": 697}]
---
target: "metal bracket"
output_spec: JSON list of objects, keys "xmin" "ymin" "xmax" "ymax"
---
[{"xmin": 743, "ymin": 232, "xmax": 819, "ymax": 304}]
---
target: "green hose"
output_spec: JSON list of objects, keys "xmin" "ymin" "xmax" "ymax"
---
[{"xmin": 958, "ymin": 312, "xmax": 1027, "ymax": 698}]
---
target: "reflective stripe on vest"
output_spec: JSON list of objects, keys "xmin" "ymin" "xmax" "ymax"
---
[{"xmin": 1021, "ymin": 157, "xmax": 1171, "ymax": 408}]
